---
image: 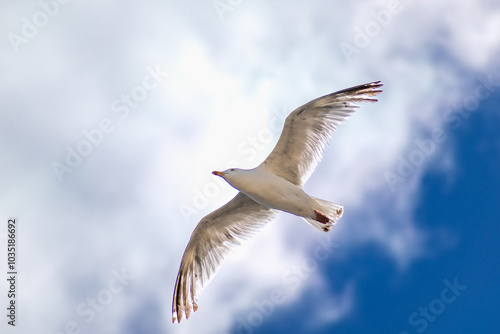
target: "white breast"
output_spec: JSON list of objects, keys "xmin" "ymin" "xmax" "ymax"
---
[{"xmin": 234, "ymin": 167, "xmax": 315, "ymax": 218}]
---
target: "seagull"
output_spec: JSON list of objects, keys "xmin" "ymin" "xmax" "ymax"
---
[{"xmin": 172, "ymin": 81, "xmax": 383, "ymax": 323}]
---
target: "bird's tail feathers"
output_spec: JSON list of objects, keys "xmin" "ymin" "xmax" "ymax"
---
[{"xmin": 302, "ymin": 197, "xmax": 343, "ymax": 233}]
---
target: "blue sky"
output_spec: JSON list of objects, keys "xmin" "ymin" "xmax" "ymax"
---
[{"xmin": 1, "ymin": 1, "xmax": 500, "ymax": 334}]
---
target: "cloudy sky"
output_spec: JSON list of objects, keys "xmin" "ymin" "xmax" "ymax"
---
[{"xmin": 1, "ymin": 0, "xmax": 499, "ymax": 333}]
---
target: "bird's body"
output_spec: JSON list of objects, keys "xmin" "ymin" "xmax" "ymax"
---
[
  {"xmin": 216, "ymin": 166, "xmax": 317, "ymax": 221},
  {"xmin": 172, "ymin": 81, "xmax": 383, "ymax": 323}
]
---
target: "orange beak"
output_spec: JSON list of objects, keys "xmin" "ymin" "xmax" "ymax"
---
[{"xmin": 212, "ymin": 171, "xmax": 225, "ymax": 177}]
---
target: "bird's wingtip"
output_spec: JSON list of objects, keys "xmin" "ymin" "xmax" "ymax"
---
[
  {"xmin": 172, "ymin": 310, "xmax": 182, "ymax": 323},
  {"xmin": 365, "ymin": 81, "xmax": 383, "ymax": 93}
]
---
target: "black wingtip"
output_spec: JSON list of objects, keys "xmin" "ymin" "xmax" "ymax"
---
[{"xmin": 332, "ymin": 81, "xmax": 383, "ymax": 96}]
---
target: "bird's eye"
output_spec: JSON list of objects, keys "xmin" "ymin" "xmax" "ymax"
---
[{"xmin": 230, "ymin": 168, "xmax": 235, "ymax": 172}]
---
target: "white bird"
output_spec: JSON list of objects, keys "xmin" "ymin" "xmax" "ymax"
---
[{"xmin": 172, "ymin": 81, "xmax": 383, "ymax": 323}]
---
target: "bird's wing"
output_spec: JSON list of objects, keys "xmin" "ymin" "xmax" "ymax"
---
[
  {"xmin": 172, "ymin": 192, "xmax": 277, "ymax": 323},
  {"xmin": 260, "ymin": 81, "xmax": 383, "ymax": 185}
]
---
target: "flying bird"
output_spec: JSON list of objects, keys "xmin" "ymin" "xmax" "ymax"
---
[{"xmin": 172, "ymin": 81, "xmax": 383, "ymax": 323}]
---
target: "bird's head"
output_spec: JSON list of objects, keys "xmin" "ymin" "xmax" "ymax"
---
[{"xmin": 212, "ymin": 168, "xmax": 246, "ymax": 188}]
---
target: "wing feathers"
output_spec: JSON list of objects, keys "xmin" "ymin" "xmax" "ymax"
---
[
  {"xmin": 172, "ymin": 192, "xmax": 276, "ymax": 323},
  {"xmin": 261, "ymin": 81, "xmax": 383, "ymax": 185}
]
